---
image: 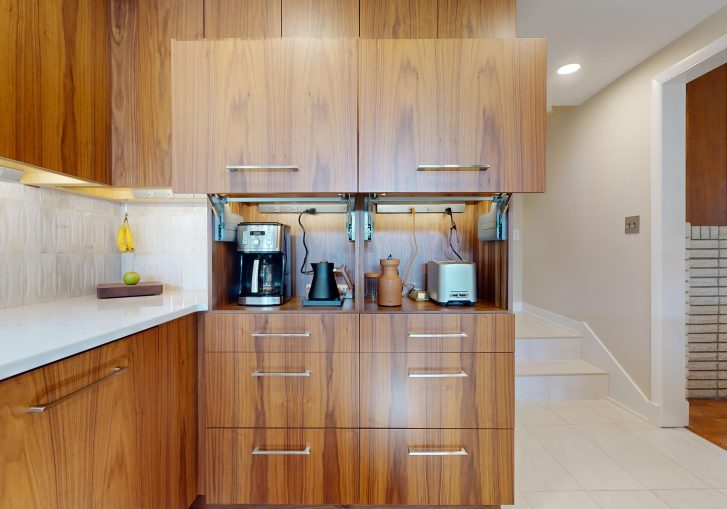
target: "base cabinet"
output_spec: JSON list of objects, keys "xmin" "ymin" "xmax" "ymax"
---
[
  {"xmin": 0, "ymin": 314, "xmax": 197, "ymax": 509},
  {"xmin": 206, "ymin": 428, "xmax": 358, "ymax": 505},
  {"xmin": 202, "ymin": 311, "xmax": 515, "ymax": 507},
  {"xmin": 0, "ymin": 338, "xmax": 136, "ymax": 509},
  {"xmin": 359, "ymin": 429, "xmax": 514, "ymax": 505}
]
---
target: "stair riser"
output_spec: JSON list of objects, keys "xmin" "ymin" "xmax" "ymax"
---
[
  {"xmin": 516, "ymin": 374, "xmax": 608, "ymax": 401},
  {"xmin": 515, "ymin": 338, "xmax": 581, "ymax": 361}
]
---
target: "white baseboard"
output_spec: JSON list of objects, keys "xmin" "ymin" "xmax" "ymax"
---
[{"xmin": 520, "ymin": 303, "xmax": 662, "ymax": 425}]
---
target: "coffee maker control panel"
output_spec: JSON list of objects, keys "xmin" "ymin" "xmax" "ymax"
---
[{"xmin": 237, "ymin": 223, "xmax": 286, "ymax": 253}]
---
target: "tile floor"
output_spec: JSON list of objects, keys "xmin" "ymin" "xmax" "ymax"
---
[{"xmin": 507, "ymin": 399, "xmax": 727, "ymax": 508}]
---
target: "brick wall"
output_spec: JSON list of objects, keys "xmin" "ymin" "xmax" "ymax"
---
[{"xmin": 686, "ymin": 224, "xmax": 727, "ymax": 399}]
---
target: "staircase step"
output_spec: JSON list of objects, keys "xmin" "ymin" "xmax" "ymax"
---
[
  {"xmin": 516, "ymin": 359, "xmax": 605, "ymax": 376},
  {"xmin": 516, "ymin": 337, "xmax": 582, "ymax": 361},
  {"xmin": 515, "ymin": 360, "xmax": 608, "ymax": 401},
  {"xmin": 515, "ymin": 312, "xmax": 580, "ymax": 339}
]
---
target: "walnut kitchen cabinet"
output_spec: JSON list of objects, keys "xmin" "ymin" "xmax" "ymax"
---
[
  {"xmin": 201, "ymin": 311, "xmax": 360, "ymax": 504},
  {"xmin": 171, "ymin": 38, "xmax": 358, "ymax": 194},
  {"xmin": 0, "ymin": 0, "xmax": 111, "ymax": 184},
  {"xmin": 359, "ymin": 38, "xmax": 546, "ymax": 193},
  {"xmin": 0, "ymin": 315, "xmax": 197, "ymax": 509},
  {"xmin": 359, "ymin": 428, "xmax": 514, "ymax": 505},
  {"xmin": 0, "ymin": 339, "xmax": 136, "ymax": 508},
  {"xmin": 109, "ymin": 0, "xmax": 203, "ymax": 188},
  {"xmin": 358, "ymin": 312, "xmax": 515, "ymax": 506},
  {"xmin": 201, "ymin": 309, "xmax": 514, "ymax": 506}
]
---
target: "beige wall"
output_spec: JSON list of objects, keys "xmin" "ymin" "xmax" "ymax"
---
[{"xmin": 522, "ymin": 7, "xmax": 727, "ymax": 396}]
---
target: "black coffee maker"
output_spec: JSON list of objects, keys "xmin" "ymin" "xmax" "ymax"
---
[{"xmin": 235, "ymin": 223, "xmax": 292, "ymax": 306}]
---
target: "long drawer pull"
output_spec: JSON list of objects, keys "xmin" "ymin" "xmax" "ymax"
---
[
  {"xmin": 408, "ymin": 447, "xmax": 468, "ymax": 456},
  {"xmin": 251, "ymin": 370, "xmax": 311, "ymax": 377},
  {"xmin": 408, "ymin": 370, "xmax": 468, "ymax": 378},
  {"xmin": 417, "ymin": 164, "xmax": 490, "ymax": 171},
  {"xmin": 27, "ymin": 367, "xmax": 128, "ymax": 414},
  {"xmin": 251, "ymin": 332, "xmax": 311, "ymax": 338},
  {"xmin": 227, "ymin": 165, "xmax": 299, "ymax": 172},
  {"xmin": 252, "ymin": 446, "xmax": 311, "ymax": 456},
  {"xmin": 408, "ymin": 332, "xmax": 468, "ymax": 339}
]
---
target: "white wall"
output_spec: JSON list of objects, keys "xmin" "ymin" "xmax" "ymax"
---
[{"xmin": 522, "ymin": 7, "xmax": 727, "ymax": 397}]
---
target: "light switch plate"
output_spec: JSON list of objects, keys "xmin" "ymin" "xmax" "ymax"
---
[{"xmin": 625, "ymin": 215, "xmax": 640, "ymax": 234}]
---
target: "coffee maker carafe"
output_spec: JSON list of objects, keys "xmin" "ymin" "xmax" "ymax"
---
[{"xmin": 235, "ymin": 223, "xmax": 292, "ymax": 306}]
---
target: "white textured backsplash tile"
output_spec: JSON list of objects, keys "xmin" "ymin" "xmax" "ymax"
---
[
  {"xmin": 0, "ymin": 182, "xmax": 209, "ymax": 309},
  {"xmin": 120, "ymin": 204, "xmax": 208, "ymax": 291}
]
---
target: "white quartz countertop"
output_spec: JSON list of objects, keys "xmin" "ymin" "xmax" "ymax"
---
[{"xmin": 0, "ymin": 290, "xmax": 208, "ymax": 381}]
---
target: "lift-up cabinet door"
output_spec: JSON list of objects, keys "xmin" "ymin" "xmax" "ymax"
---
[
  {"xmin": 172, "ymin": 39, "xmax": 357, "ymax": 194},
  {"xmin": 359, "ymin": 38, "xmax": 546, "ymax": 193}
]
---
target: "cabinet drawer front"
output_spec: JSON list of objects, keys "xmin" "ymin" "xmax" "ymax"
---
[
  {"xmin": 206, "ymin": 353, "xmax": 358, "ymax": 427},
  {"xmin": 204, "ymin": 313, "xmax": 358, "ymax": 352},
  {"xmin": 206, "ymin": 428, "xmax": 357, "ymax": 505},
  {"xmin": 360, "ymin": 353, "xmax": 513, "ymax": 428},
  {"xmin": 361, "ymin": 313, "xmax": 513, "ymax": 353},
  {"xmin": 359, "ymin": 429, "xmax": 513, "ymax": 506}
]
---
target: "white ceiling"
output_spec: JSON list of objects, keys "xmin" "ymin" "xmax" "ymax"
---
[{"xmin": 517, "ymin": 0, "xmax": 727, "ymax": 106}]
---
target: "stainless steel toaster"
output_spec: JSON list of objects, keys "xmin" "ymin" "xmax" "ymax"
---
[{"xmin": 427, "ymin": 260, "xmax": 477, "ymax": 305}]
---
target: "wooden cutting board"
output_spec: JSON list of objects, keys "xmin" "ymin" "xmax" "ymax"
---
[{"xmin": 96, "ymin": 282, "xmax": 163, "ymax": 299}]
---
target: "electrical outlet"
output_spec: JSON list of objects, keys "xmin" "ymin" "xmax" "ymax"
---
[{"xmin": 625, "ymin": 215, "xmax": 640, "ymax": 234}]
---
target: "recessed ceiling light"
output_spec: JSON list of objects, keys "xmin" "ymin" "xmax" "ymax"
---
[{"xmin": 557, "ymin": 63, "xmax": 581, "ymax": 75}]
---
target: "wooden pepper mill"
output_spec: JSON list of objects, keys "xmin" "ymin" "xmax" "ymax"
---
[{"xmin": 378, "ymin": 257, "xmax": 403, "ymax": 307}]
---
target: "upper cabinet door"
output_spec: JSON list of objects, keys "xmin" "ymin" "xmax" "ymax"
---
[
  {"xmin": 359, "ymin": 38, "xmax": 546, "ymax": 193},
  {"xmin": 172, "ymin": 39, "xmax": 358, "ymax": 194}
]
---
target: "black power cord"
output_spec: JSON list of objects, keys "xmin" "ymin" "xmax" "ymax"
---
[
  {"xmin": 298, "ymin": 208, "xmax": 317, "ymax": 274},
  {"xmin": 445, "ymin": 207, "xmax": 463, "ymax": 260}
]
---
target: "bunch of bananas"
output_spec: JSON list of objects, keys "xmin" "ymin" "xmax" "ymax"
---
[{"xmin": 117, "ymin": 217, "xmax": 135, "ymax": 253}]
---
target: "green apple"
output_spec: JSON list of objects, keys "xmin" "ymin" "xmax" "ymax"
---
[{"xmin": 123, "ymin": 272, "xmax": 141, "ymax": 285}]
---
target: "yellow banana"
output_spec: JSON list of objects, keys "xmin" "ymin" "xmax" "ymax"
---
[
  {"xmin": 124, "ymin": 220, "xmax": 135, "ymax": 252},
  {"xmin": 117, "ymin": 222, "xmax": 128, "ymax": 253}
]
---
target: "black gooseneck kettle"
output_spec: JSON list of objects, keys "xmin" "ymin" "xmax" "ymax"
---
[{"xmin": 307, "ymin": 261, "xmax": 340, "ymax": 300}]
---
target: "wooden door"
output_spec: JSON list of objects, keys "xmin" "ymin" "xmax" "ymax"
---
[
  {"xmin": 359, "ymin": 0, "xmax": 438, "ymax": 38},
  {"xmin": 359, "ymin": 38, "xmax": 546, "ymax": 193},
  {"xmin": 109, "ymin": 0, "xmax": 203, "ymax": 187},
  {"xmin": 131, "ymin": 316, "xmax": 198, "ymax": 509},
  {"xmin": 0, "ymin": 0, "xmax": 111, "ymax": 183},
  {"xmin": 0, "ymin": 361, "xmax": 59, "ymax": 508},
  {"xmin": 206, "ymin": 428, "xmax": 357, "ymax": 504},
  {"xmin": 172, "ymin": 39, "xmax": 358, "ymax": 194},
  {"xmin": 0, "ymin": 339, "xmax": 137, "ymax": 509},
  {"xmin": 359, "ymin": 429, "xmax": 513, "ymax": 505}
]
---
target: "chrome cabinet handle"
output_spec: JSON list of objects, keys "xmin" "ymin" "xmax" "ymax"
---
[
  {"xmin": 408, "ymin": 332, "xmax": 468, "ymax": 339},
  {"xmin": 227, "ymin": 165, "xmax": 299, "ymax": 172},
  {"xmin": 408, "ymin": 370, "xmax": 468, "ymax": 378},
  {"xmin": 27, "ymin": 367, "xmax": 128, "ymax": 414},
  {"xmin": 408, "ymin": 447, "xmax": 468, "ymax": 456},
  {"xmin": 251, "ymin": 370, "xmax": 311, "ymax": 377},
  {"xmin": 251, "ymin": 332, "xmax": 311, "ymax": 338},
  {"xmin": 417, "ymin": 164, "xmax": 490, "ymax": 171},
  {"xmin": 252, "ymin": 446, "xmax": 311, "ymax": 456}
]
